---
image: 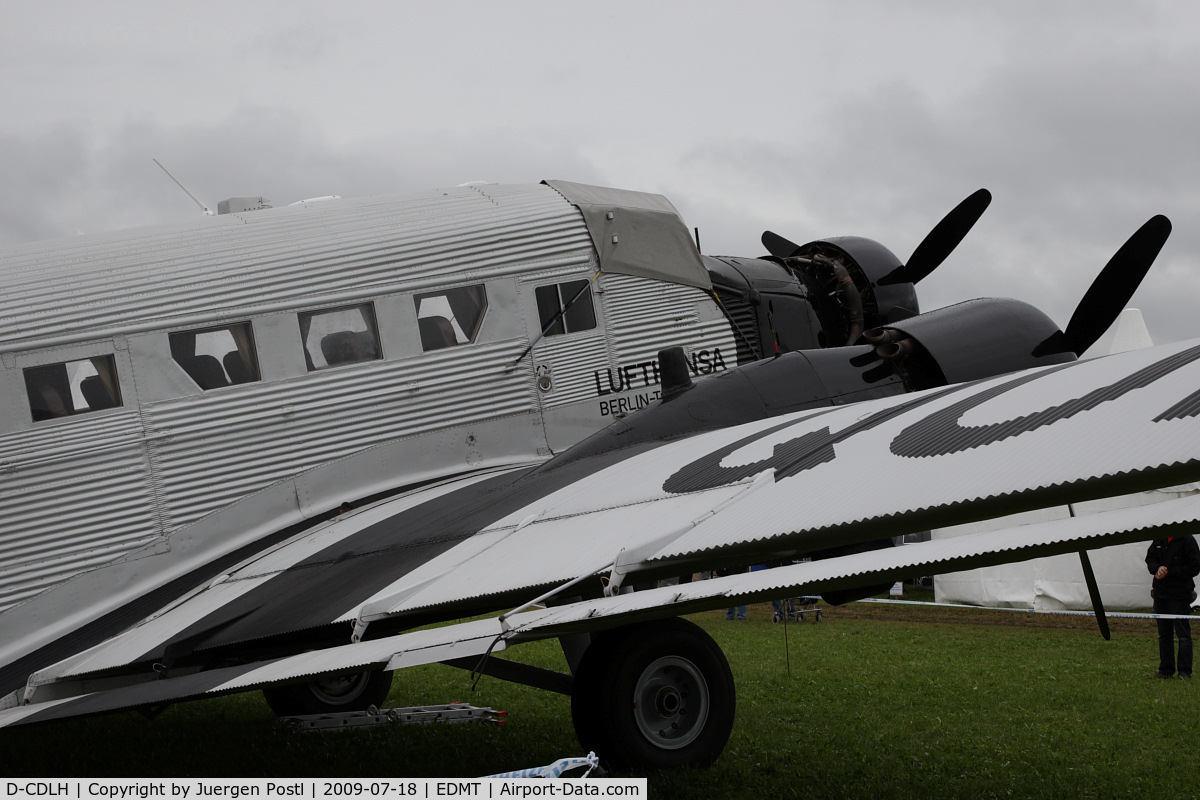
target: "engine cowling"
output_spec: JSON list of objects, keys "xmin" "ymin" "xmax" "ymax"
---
[
  {"xmin": 861, "ymin": 297, "xmax": 1076, "ymax": 388},
  {"xmin": 787, "ymin": 236, "xmax": 921, "ymax": 344}
]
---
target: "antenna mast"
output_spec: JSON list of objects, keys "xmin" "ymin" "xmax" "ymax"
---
[{"xmin": 153, "ymin": 159, "xmax": 214, "ymax": 216}]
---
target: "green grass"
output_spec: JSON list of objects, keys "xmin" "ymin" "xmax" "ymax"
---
[{"xmin": 4, "ymin": 600, "xmax": 1198, "ymax": 799}]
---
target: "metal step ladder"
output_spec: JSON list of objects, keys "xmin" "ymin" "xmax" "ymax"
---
[{"xmin": 278, "ymin": 703, "xmax": 507, "ymax": 733}]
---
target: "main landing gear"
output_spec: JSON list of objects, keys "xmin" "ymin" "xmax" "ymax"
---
[
  {"xmin": 263, "ymin": 669, "xmax": 394, "ymax": 716},
  {"xmin": 258, "ymin": 618, "xmax": 737, "ymax": 772},
  {"xmin": 570, "ymin": 618, "xmax": 735, "ymax": 771}
]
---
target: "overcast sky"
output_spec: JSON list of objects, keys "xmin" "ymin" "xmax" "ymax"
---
[{"xmin": 3, "ymin": 1, "xmax": 1199, "ymax": 350}]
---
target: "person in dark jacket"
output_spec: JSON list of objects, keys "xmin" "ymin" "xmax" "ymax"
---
[{"xmin": 1145, "ymin": 534, "xmax": 1200, "ymax": 678}]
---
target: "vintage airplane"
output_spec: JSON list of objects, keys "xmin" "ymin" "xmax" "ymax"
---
[
  {"xmin": 0, "ymin": 178, "xmax": 986, "ymax": 695},
  {"xmin": 0, "ymin": 179, "xmax": 1192, "ymax": 772}
]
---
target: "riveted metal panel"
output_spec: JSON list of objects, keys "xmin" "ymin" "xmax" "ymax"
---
[
  {"xmin": 532, "ymin": 330, "xmax": 610, "ymax": 409},
  {"xmin": 599, "ymin": 273, "xmax": 737, "ymax": 369},
  {"xmin": 144, "ymin": 338, "xmax": 538, "ymax": 531},
  {"xmin": 48, "ymin": 469, "xmax": 514, "ymax": 679},
  {"xmin": 0, "ymin": 412, "xmax": 156, "ymax": 613},
  {"xmin": 531, "ymin": 274, "xmax": 738, "ymax": 412}
]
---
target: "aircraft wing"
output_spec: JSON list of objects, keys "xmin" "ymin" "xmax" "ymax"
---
[
  {"xmin": 4, "ymin": 489, "xmax": 1200, "ymax": 730},
  {"xmin": 6, "ymin": 337, "xmax": 1200, "ymax": 724}
]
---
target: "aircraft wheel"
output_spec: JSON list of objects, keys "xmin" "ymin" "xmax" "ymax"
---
[
  {"xmin": 571, "ymin": 618, "xmax": 735, "ymax": 771},
  {"xmin": 262, "ymin": 669, "xmax": 393, "ymax": 716}
]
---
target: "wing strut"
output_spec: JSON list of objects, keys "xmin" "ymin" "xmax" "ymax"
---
[{"xmin": 1078, "ymin": 550, "xmax": 1111, "ymax": 641}]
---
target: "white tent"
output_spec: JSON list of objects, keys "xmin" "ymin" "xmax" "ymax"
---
[{"xmin": 932, "ymin": 309, "xmax": 1191, "ymax": 611}]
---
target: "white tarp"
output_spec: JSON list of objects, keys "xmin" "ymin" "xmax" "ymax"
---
[{"xmin": 933, "ymin": 486, "xmax": 1198, "ymax": 610}]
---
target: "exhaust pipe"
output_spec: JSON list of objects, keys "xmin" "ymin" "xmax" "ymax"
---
[
  {"xmin": 828, "ymin": 260, "xmax": 864, "ymax": 344},
  {"xmin": 876, "ymin": 338, "xmax": 914, "ymax": 362},
  {"xmin": 862, "ymin": 327, "xmax": 902, "ymax": 345}
]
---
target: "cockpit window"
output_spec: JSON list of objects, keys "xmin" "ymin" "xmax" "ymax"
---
[
  {"xmin": 414, "ymin": 285, "xmax": 488, "ymax": 351},
  {"xmin": 535, "ymin": 280, "xmax": 596, "ymax": 337},
  {"xmin": 24, "ymin": 355, "xmax": 123, "ymax": 422},
  {"xmin": 170, "ymin": 322, "xmax": 261, "ymax": 390},
  {"xmin": 298, "ymin": 303, "xmax": 382, "ymax": 371}
]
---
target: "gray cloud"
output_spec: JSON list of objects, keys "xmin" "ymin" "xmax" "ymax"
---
[
  {"xmin": 0, "ymin": 108, "xmax": 606, "ymax": 246},
  {"xmin": 3, "ymin": 1, "xmax": 1199, "ymax": 348}
]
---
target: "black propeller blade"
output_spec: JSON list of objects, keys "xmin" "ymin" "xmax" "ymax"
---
[
  {"xmin": 1035, "ymin": 214, "xmax": 1172, "ymax": 358},
  {"xmin": 761, "ymin": 229, "xmax": 802, "ymax": 260},
  {"xmin": 761, "ymin": 188, "xmax": 992, "ymax": 286},
  {"xmin": 878, "ymin": 188, "xmax": 992, "ymax": 286}
]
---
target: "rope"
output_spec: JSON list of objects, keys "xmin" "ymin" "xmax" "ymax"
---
[
  {"xmin": 857, "ymin": 597, "xmax": 1197, "ymax": 620},
  {"xmin": 484, "ymin": 751, "xmax": 600, "ymax": 779}
]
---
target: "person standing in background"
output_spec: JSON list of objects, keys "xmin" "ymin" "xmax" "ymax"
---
[
  {"xmin": 1146, "ymin": 533, "xmax": 1200, "ymax": 678},
  {"xmin": 716, "ymin": 566, "xmax": 747, "ymax": 620}
]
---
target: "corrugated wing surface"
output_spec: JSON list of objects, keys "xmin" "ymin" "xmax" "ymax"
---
[
  {"xmin": 46, "ymin": 335, "xmax": 1200, "ymax": 670},
  {"xmin": 360, "ymin": 338, "xmax": 1200, "ymax": 614},
  {"xmin": 53, "ymin": 469, "xmax": 510, "ymax": 678},
  {"xmin": 11, "ymin": 490, "xmax": 1200, "ymax": 726},
  {"xmin": 505, "ymin": 491, "xmax": 1200, "ymax": 634}
]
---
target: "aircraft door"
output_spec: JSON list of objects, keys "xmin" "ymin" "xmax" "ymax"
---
[{"xmin": 523, "ymin": 274, "xmax": 614, "ymax": 454}]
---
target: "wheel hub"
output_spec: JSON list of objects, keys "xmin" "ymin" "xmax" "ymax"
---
[
  {"xmin": 654, "ymin": 686, "xmax": 681, "ymax": 716},
  {"xmin": 310, "ymin": 672, "xmax": 369, "ymax": 705},
  {"xmin": 632, "ymin": 655, "xmax": 710, "ymax": 749}
]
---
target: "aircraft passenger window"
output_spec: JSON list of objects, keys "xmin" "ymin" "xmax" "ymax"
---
[
  {"xmin": 24, "ymin": 355, "xmax": 123, "ymax": 422},
  {"xmin": 298, "ymin": 303, "xmax": 382, "ymax": 371},
  {"xmin": 535, "ymin": 280, "xmax": 596, "ymax": 337},
  {"xmin": 414, "ymin": 285, "xmax": 488, "ymax": 352},
  {"xmin": 169, "ymin": 323, "xmax": 262, "ymax": 390}
]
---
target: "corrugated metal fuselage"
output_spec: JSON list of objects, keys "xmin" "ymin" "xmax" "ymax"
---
[{"xmin": 0, "ymin": 183, "xmax": 741, "ymax": 687}]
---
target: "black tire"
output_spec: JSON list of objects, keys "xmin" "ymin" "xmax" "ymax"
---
[
  {"xmin": 262, "ymin": 669, "xmax": 393, "ymax": 717},
  {"xmin": 570, "ymin": 618, "xmax": 735, "ymax": 771}
]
